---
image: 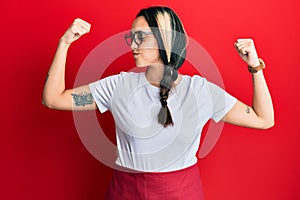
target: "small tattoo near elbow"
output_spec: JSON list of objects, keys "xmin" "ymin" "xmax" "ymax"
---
[
  {"xmin": 71, "ymin": 92, "xmax": 94, "ymax": 107},
  {"xmin": 246, "ymin": 106, "xmax": 251, "ymax": 114}
]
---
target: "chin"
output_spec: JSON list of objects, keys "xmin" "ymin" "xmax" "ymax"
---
[{"xmin": 135, "ymin": 61, "xmax": 148, "ymax": 68}]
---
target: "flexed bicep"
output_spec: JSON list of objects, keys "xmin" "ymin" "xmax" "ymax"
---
[
  {"xmin": 222, "ymin": 100, "xmax": 272, "ymax": 129},
  {"xmin": 61, "ymin": 85, "xmax": 97, "ymax": 111},
  {"xmin": 43, "ymin": 85, "xmax": 97, "ymax": 111}
]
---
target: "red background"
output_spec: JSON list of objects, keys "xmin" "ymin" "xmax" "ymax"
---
[{"xmin": 1, "ymin": 0, "xmax": 300, "ymax": 199}]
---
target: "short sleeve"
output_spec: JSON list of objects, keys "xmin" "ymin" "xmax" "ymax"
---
[
  {"xmin": 88, "ymin": 72, "xmax": 127, "ymax": 113},
  {"xmin": 206, "ymin": 81, "xmax": 237, "ymax": 122}
]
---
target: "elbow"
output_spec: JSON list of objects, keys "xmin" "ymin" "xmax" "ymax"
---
[
  {"xmin": 42, "ymin": 95, "xmax": 56, "ymax": 109},
  {"xmin": 42, "ymin": 98, "xmax": 54, "ymax": 109},
  {"xmin": 42, "ymin": 91, "xmax": 52, "ymax": 108},
  {"xmin": 261, "ymin": 121, "xmax": 275, "ymax": 129},
  {"xmin": 260, "ymin": 117, "xmax": 275, "ymax": 130}
]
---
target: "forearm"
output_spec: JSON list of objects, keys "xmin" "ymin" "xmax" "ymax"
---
[
  {"xmin": 42, "ymin": 40, "xmax": 70, "ymax": 105},
  {"xmin": 251, "ymin": 70, "xmax": 274, "ymax": 128}
]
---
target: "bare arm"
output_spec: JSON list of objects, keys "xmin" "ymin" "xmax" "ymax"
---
[
  {"xmin": 222, "ymin": 39, "xmax": 274, "ymax": 129},
  {"xmin": 42, "ymin": 18, "xmax": 96, "ymax": 111}
]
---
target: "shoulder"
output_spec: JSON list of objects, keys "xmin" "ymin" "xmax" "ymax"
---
[
  {"xmin": 182, "ymin": 74, "xmax": 207, "ymax": 89},
  {"xmin": 95, "ymin": 71, "xmax": 141, "ymax": 83},
  {"xmin": 113, "ymin": 71, "xmax": 142, "ymax": 79}
]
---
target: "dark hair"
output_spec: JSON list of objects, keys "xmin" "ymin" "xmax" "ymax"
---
[{"xmin": 136, "ymin": 6, "xmax": 187, "ymax": 127}]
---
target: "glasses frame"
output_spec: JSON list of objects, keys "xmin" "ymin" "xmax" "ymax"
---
[{"xmin": 124, "ymin": 31, "xmax": 154, "ymax": 46}]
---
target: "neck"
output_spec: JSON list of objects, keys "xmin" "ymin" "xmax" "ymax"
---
[
  {"xmin": 145, "ymin": 64, "xmax": 182, "ymax": 88},
  {"xmin": 145, "ymin": 64, "xmax": 164, "ymax": 86}
]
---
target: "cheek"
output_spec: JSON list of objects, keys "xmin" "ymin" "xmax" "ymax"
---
[
  {"xmin": 135, "ymin": 50, "xmax": 161, "ymax": 67},
  {"xmin": 135, "ymin": 38, "xmax": 162, "ymax": 66},
  {"xmin": 139, "ymin": 42, "xmax": 161, "ymax": 64},
  {"xmin": 142, "ymin": 48, "xmax": 161, "ymax": 63}
]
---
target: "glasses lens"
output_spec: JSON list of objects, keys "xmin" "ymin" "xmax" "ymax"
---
[
  {"xmin": 125, "ymin": 31, "xmax": 151, "ymax": 46},
  {"xmin": 124, "ymin": 34, "xmax": 132, "ymax": 46},
  {"xmin": 134, "ymin": 32, "xmax": 143, "ymax": 45}
]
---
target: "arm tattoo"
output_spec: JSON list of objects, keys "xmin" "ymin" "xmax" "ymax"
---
[
  {"xmin": 71, "ymin": 91, "xmax": 94, "ymax": 107},
  {"xmin": 45, "ymin": 74, "xmax": 49, "ymax": 84},
  {"xmin": 252, "ymin": 74, "xmax": 255, "ymax": 87},
  {"xmin": 246, "ymin": 106, "xmax": 251, "ymax": 114}
]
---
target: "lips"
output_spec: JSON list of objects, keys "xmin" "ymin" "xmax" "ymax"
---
[{"xmin": 133, "ymin": 51, "xmax": 140, "ymax": 56}]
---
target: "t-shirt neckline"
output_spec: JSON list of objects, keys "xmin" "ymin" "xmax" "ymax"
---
[{"xmin": 141, "ymin": 72, "xmax": 186, "ymax": 92}]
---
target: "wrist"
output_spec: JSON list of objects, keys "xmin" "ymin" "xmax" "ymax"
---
[
  {"xmin": 58, "ymin": 38, "xmax": 71, "ymax": 49},
  {"xmin": 249, "ymin": 60, "xmax": 260, "ymax": 68},
  {"xmin": 248, "ymin": 58, "xmax": 265, "ymax": 73}
]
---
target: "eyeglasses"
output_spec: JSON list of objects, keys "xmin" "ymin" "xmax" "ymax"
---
[{"xmin": 124, "ymin": 31, "xmax": 153, "ymax": 46}]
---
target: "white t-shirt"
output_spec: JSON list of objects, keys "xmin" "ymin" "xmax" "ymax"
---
[{"xmin": 89, "ymin": 72, "xmax": 237, "ymax": 172}]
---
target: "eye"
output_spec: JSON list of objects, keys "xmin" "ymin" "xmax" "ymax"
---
[{"xmin": 135, "ymin": 32, "xmax": 144, "ymax": 43}]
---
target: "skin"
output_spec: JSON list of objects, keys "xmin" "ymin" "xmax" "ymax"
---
[
  {"xmin": 130, "ymin": 16, "xmax": 182, "ymax": 87},
  {"xmin": 42, "ymin": 18, "xmax": 96, "ymax": 111},
  {"xmin": 42, "ymin": 17, "xmax": 274, "ymax": 129},
  {"xmin": 130, "ymin": 16, "xmax": 161, "ymax": 68}
]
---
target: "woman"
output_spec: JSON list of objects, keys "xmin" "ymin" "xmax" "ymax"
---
[{"xmin": 43, "ymin": 6, "xmax": 274, "ymax": 200}]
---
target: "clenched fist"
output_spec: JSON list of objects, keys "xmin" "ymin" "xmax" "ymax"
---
[
  {"xmin": 234, "ymin": 39, "xmax": 260, "ymax": 67},
  {"xmin": 60, "ymin": 18, "xmax": 91, "ymax": 45}
]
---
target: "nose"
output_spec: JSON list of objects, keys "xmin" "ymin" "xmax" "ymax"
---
[{"xmin": 130, "ymin": 40, "xmax": 138, "ymax": 50}]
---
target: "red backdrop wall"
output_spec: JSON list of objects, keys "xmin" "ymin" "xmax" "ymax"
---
[{"xmin": 1, "ymin": 0, "xmax": 299, "ymax": 199}]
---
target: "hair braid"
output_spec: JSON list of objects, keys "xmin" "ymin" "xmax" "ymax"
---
[
  {"xmin": 137, "ymin": 6, "xmax": 186, "ymax": 127},
  {"xmin": 158, "ymin": 66, "xmax": 178, "ymax": 127}
]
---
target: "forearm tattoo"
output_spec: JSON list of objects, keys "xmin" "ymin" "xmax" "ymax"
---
[
  {"xmin": 246, "ymin": 106, "xmax": 251, "ymax": 114},
  {"xmin": 71, "ymin": 91, "xmax": 94, "ymax": 107}
]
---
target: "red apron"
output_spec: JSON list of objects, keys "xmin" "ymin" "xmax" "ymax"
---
[{"xmin": 105, "ymin": 164, "xmax": 205, "ymax": 200}]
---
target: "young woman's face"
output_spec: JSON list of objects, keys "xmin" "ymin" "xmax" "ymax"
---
[{"xmin": 130, "ymin": 16, "xmax": 162, "ymax": 67}]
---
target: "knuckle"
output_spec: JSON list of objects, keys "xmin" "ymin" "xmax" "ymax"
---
[
  {"xmin": 72, "ymin": 21, "xmax": 78, "ymax": 27},
  {"xmin": 70, "ymin": 26, "xmax": 76, "ymax": 32}
]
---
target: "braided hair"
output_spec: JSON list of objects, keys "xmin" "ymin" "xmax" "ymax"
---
[{"xmin": 136, "ymin": 6, "xmax": 187, "ymax": 127}]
